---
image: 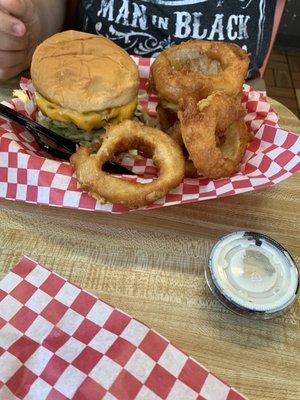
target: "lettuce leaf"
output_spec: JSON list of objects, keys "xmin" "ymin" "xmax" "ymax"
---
[{"xmin": 38, "ymin": 113, "xmax": 105, "ymax": 146}]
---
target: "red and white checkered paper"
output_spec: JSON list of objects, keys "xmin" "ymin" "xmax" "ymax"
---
[
  {"xmin": 0, "ymin": 56, "xmax": 299, "ymax": 214},
  {"xmin": 0, "ymin": 257, "xmax": 247, "ymax": 400}
]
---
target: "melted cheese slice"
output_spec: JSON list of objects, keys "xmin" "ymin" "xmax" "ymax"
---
[{"xmin": 36, "ymin": 93, "xmax": 138, "ymax": 131}]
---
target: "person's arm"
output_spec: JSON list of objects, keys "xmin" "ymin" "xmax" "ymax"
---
[{"xmin": 0, "ymin": 0, "xmax": 66, "ymax": 80}]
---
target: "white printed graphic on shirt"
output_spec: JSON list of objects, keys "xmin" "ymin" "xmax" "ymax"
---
[
  {"xmin": 141, "ymin": 0, "xmax": 208, "ymax": 4},
  {"xmin": 256, "ymin": 0, "xmax": 266, "ymax": 56},
  {"xmin": 87, "ymin": 0, "xmax": 266, "ymax": 59}
]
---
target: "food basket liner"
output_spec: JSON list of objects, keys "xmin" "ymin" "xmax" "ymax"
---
[{"xmin": 0, "ymin": 57, "xmax": 299, "ymax": 214}]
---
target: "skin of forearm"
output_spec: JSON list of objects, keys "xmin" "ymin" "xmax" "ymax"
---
[{"xmin": 32, "ymin": 0, "xmax": 67, "ymax": 41}]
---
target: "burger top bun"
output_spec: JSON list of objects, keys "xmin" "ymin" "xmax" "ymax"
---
[{"xmin": 31, "ymin": 30, "xmax": 139, "ymax": 113}]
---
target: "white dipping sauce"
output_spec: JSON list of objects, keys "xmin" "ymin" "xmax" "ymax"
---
[{"xmin": 206, "ymin": 232, "xmax": 299, "ymax": 318}]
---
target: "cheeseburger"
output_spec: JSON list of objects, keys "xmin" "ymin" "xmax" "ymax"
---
[{"xmin": 31, "ymin": 30, "xmax": 139, "ymax": 141}]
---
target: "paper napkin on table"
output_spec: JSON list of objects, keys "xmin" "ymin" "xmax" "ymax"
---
[{"xmin": 0, "ymin": 257, "xmax": 247, "ymax": 400}]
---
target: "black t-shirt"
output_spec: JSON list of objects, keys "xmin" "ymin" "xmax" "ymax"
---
[{"xmin": 76, "ymin": 0, "xmax": 277, "ymax": 79}]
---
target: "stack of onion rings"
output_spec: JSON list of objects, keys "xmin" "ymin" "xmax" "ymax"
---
[
  {"xmin": 70, "ymin": 120, "xmax": 185, "ymax": 208},
  {"xmin": 148, "ymin": 40, "xmax": 251, "ymax": 180}
]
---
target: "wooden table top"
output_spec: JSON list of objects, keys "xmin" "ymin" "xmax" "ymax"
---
[{"xmin": 0, "ymin": 81, "xmax": 299, "ymax": 400}]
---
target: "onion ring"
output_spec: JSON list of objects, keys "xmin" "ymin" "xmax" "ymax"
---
[
  {"xmin": 167, "ymin": 122, "xmax": 198, "ymax": 178},
  {"xmin": 178, "ymin": 92, "xmax": 252, "ymax": 179},
  {"xmin": 157, "ymin": 104, "xmax": 178, "ymax": 132},
  {"xmin": 70, "ymin": 120, "xmax": 185, "ymax": 208},
  {"xmin": 167, "ymin": 122, "xmax": 185, "ymax": 150},
  {"xmin": 149, "ymin": 40, "xmax": 249, "ymax": 108}
]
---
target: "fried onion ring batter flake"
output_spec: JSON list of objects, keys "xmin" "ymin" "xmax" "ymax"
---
[
  {"xmin": 178, "ymin": 93, "xmax": 253, "ymax": 179},
  {"xmin": 70, "ymin": 120, "xmax": 185, "ymax": 208}
]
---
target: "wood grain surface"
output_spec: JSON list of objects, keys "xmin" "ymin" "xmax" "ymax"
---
[{"xmin": 0, "ymin": 89, "xmax": 299, "ymax": 400}]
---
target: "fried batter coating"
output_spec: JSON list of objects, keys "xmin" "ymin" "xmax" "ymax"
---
[
  {"xmin": 71, "ymin": 120, "xmax": 185, "ymax": 208},
  {"xmin": 178, "ymin": 93, "xmax": 252, "ymax": 179},
  {"xmin": 149, "ymin": 40, "xmax": 249, "ymax": 107}
]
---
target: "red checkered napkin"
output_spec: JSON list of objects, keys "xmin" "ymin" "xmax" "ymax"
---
[
  {"xmin": 0, "ymin": 56, "xmax": 299, "ymax": 214},
  {"xmin": 0, "ymin": 257, "xmax": 247, "ymax": 400}
]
